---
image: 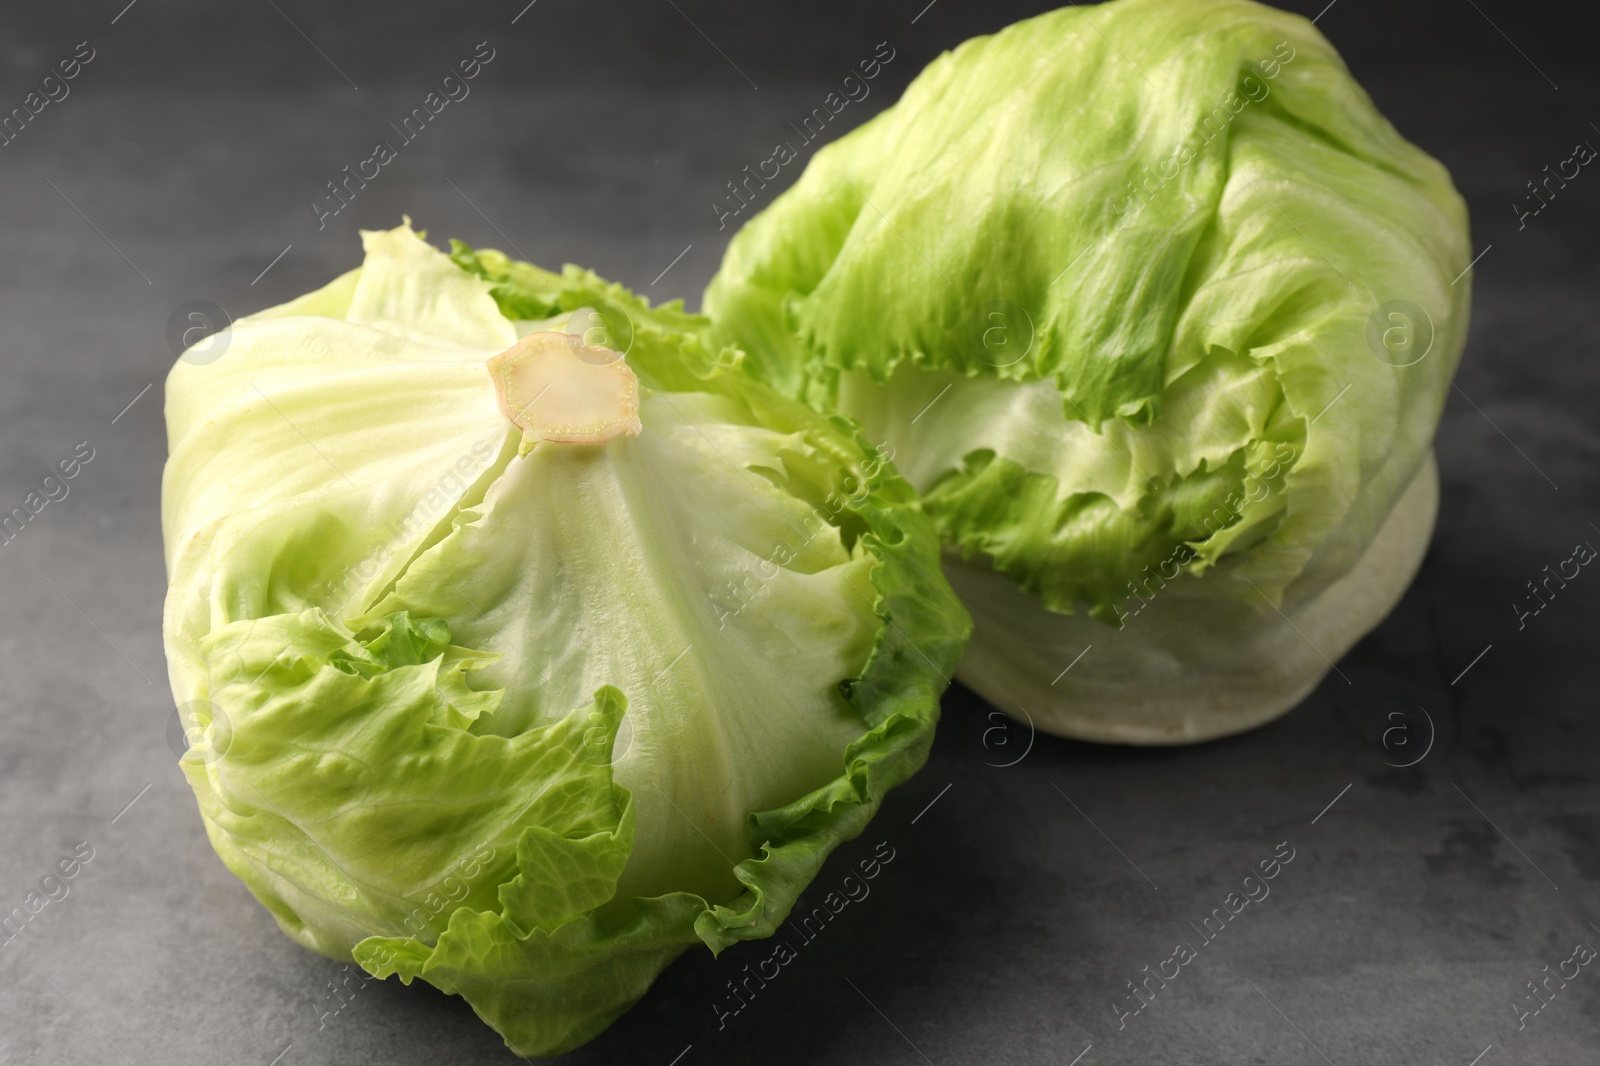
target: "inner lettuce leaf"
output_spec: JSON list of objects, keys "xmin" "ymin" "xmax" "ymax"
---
[
  {"xmin": 162, "ymin": 223, "xmax": 967, "ymax": 1055},
  {"xmin": 703, "ymin": 0, "xmax": 1469, "ymax": 742}
]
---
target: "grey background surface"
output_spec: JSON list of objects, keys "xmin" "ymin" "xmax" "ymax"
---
[{"xmin": 2, "ymin": 1, "xmax": 1597, "ymax": 1063}]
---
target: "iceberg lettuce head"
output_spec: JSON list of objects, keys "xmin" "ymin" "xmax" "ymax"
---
[
  {"xmin": 704, "ymin": 0, "xmax": 1471, "ymax": 743},
  {"xmin": 161, "ymin": 223, "xmax": 967, "ymax": 1055}
]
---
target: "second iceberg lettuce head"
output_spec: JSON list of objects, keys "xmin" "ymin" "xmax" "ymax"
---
[{"xmin": 704, "ymin": 0, "xmax": 1472, "ymax": 743}]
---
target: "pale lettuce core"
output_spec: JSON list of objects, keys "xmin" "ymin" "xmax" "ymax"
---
[
  {"xmin": 704, "ymin": 0, "xmax": 1470, "ymax": 742},
  {"xmin": 161, "ymin": 223, "xmax": 967, "ymax": 1055}
]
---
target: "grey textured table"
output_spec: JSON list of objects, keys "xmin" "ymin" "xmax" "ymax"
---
[{"xmin": 2, "ymin": 1, "xmax": 1597, "ymax": 1063}]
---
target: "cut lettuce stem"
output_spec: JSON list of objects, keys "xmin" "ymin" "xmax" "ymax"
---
[{"xmin": 486, "ymin": 332, "xmax": 642, "ymax": 446}]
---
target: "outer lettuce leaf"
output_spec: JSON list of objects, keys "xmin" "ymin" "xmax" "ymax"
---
[
  {"xmin": 946, "ymin": 453, "xmax": 1439, "ymax": 742},
  {"xmin": 703, "ymin": 0, "xmax": 1469, "ymax": 740},
  {"xmin": 163, "ymin": 224, "xmax": 967, "ymax": 1055},
  {"xmin": 162, "ymin": 226, "xmax": 518, "ymax": 721}
]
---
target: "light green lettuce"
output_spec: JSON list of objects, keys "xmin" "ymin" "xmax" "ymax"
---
[
  {"xmin": 162, "ymin": 222, "xmax": 967, "ymax": 1055},
  {"xmin": 704, "ymin": 0, "xmax": 1469, "ymax": 742}
]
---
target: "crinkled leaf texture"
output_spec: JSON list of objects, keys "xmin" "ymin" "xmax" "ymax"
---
[
  {"xmin": 161, "ymin": 223, "xmax": 967, "ymax": 1056},
  {"xmin": 704, "ymin": 0, "xmax": 1470, "ymax": 743}
]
